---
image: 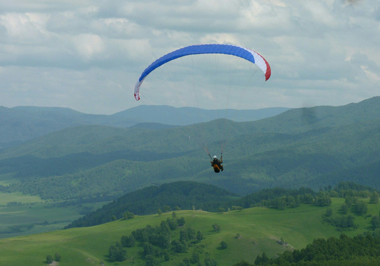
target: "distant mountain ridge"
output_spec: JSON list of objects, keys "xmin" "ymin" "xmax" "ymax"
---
[
  {"xmin": 0, "ymin": 105, "xmax": 289, "ymax": 149},
  {"xmin": 0, "ymin": 96, "xmax": 379, "ymax": 199}
]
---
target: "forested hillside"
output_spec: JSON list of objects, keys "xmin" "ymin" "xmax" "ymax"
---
[{"xmin": 0, "ymin": 97, "xmax": 379, "ymax": 200}]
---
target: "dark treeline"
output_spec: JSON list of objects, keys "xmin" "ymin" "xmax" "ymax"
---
[
  {"xmin": 224, "ymin": 187, "xmax": 317, "ymax": 210},
  {"xmin": 234, "ymin": 233, "xmax": 380, "ymax": 266}
]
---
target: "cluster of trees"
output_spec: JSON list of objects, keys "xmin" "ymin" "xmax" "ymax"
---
[
  {"xmin": 229, "ymin": 187, "xmax": 316, "ymax": 209},
  {"xmin": 322, "ymin": 192, "xmax": 379, "ymax": 231},
  {"xmin": 253, "ymin": 191, "xmax": 332, "ymax": 210},
  {"xmin": 108, "ymin": 214, "xmax": 209, "ymax": 264},
  {"xmin": 1, "ymin": 224, "xmax": 34, "ymax": 234},
  {"xmin": 45, "ymin": 253, "xmax": 61, "ymax": 264},
  {"xmin": 177, "ymin": 223, "xmax": 224, "ymax": 266},
  {"xmin": 108, "ymin": 242, "xmax": 126, "ymax": 262},
  {"xmin": 331, "ymin": 182, "xmax": 378, "ymax": 197},
  {"xmin": 106, "ymin": 214, "xmax": 224, "ymax": 265},
  {"xmin": 234, "ymin": 234, "xmax": 380, "ymax": 266},
  {"xmin": 122, "ymin": 210, "xmax": 135, "ymax": 220},
  {"xmin": 6, "ymin": 201, "xmax": 22, "ymax": 207},
  {"xmin": 324, "ymin": 215, "xmax": 357, "ymax": 230}
]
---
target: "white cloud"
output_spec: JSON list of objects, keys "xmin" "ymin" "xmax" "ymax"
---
[{"xmin": 0, "ymin": 0, "xmax": 378, "ymax": 113}]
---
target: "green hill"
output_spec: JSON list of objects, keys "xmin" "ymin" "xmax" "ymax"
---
[
  {"xmin": 66, "ymin": 181, "xmax": 238, "ymax": 228},
  {"xmin": 1, "ymin": 196, "xmax": 380, "ymax": 266}
]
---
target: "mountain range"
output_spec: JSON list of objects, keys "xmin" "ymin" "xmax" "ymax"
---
[
  {"xmin": 0, "ymin": 97, "xmax": 379, "ymax": 200},
  {"xmin": 0, "ymin": 105, "xmax": 289, "ymax": 149}
]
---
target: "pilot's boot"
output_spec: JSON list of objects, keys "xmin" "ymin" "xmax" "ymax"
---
[{"xmin": 213, "ymin": 165, "xmax": 220, "ymax": 173}]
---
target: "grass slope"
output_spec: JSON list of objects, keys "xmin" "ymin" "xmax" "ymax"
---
[{"xmin": 1, "ymin": 198, "xmax": 379, "ymax": 266}]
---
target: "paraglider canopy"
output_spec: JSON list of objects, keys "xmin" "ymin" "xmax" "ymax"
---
[{"xmin": 134, "ymin": 44, "xmax": 271, "ymax": 101}]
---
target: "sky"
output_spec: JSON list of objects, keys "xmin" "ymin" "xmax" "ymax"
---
[{"xmin": 0, "ymin": 0, "xmax": 379, "ymax": 114}]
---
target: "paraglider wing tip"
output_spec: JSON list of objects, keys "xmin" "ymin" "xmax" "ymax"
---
[
  {"xmin": 134, "ymin": 80, "xmax": 143, "ymax": 101},
  {"xmin": 264, "ymin": 57, "xmax": 271, "ymax": 81},
  {"xmin": 250, "ymin": 49, "xmax": 271, "ymax": 81}
]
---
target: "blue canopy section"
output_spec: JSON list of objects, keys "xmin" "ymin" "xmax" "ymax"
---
[{"xmin": 138, "ymin": 44, "xmax": 256, "ymax": 82}]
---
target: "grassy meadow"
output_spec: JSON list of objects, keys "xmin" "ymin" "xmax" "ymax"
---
[
  {"xmin": 1, "ymin": 197, "xmax": 379, "ymax": 266},
  {"xmin": 0, "ymin": 191, "xmax": 107, "ymax": 239},
  {"xmin": 0, "ymin": 192, "xmax": 42, "ymax": 205}
]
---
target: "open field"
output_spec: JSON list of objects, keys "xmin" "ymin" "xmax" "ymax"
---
[
  {"xmin": 0, "ymin": 191, "xmax": 108, "ymax": 239},
  {"xmin": 1, "ymin": 198, "xmax": 379, "ymax": 266},
  {"xmin": 0, "ymin": 192, "xmax": 43, "ymax": 205},
  {"xmin": 0, "ymin": 202, "xmax": 82, "ymax": 239}
]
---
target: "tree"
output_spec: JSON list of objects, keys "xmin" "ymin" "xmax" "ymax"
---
[
  {"xmin": 339, "ymin": 203, "xmax": 349, "ymax": 214},
  {"xmin": 163, "ymin": 205, "xmax": 171, "ymax": 212},
  {"xmin": 126, "ymin": 211, "xmax": 134, "ymax": 219},
  {"xmin": 163, "ymin": 251, "xmax": 170, "ymax": 261},
  {"xmin": 233, "ymin": 260, "xmax": 251, "ymax": 266},
  {"xmin": 177, "ymin": 217, "xmax": 186, "ymax": 227},
  {"xmin": 196, "ymin": 231, "xmax": 204, "ymax": 241},
  {"xmin": 158, "ymin": 208, "xmax": 162, "ymax": 216},
  {"xmin": 371, "ymin": 216, "xmax": 380, "ymax": 230},
  {"xmin": 54, "ymin": 252, "xmax": 61, "ymax": 262},
  {"xmin": 314, "ymin": 193, "xmax": 332, "ymax": 206},
  {"xmin": 275, "ymin": 198, "xmax": 286, "ymax": 210},
  {"xmin": 121, "ymin": 234, "xmax": 135, "ymax": 247},
  {"xmin": 279, "ymin": 237, "xmax": 286, "ymax": 245},
  {"xmin": 370, "ymin": 192, "xmax": 379, "ymax": 204},
  {"xmin": 186, "ymin": 227, "xmax": 196, "ymax": 240},
  {"xmin": 220, "ymin": 241, "xmax": 228, "ymax": 249},
  {"xmin": 204, "ymin": 258, "xmax": 217, "ymax": 266},
  {"xmin": 254, "ymin": 252, "xmax": 269, "ymax": 265},
  {"xmin": 172, "ymin": 211, "xmax": 177, "ymax": 218},
  {"xmin": 46, "ymin": 255, "xmax": 53, "ymax": 264},
  {"xmin": 183, "ymin": 257, "xmax": 191, "ymax": 266},
  {"xmin": 345, "ymin": 196, "xmax": 356, "ymax": 207},
  {"xmin": 143, "ymin": 242, "xmax": 154, "ymax": 257},
  {"xmin": 167, "ymin": 218, "xmax": 178, "ymax": 230},
  {"xmin": 109, "ymin": 241, "xmax": 127, "ymax": 262},
  {"xmin": 212, "ymin": 223, "xmax": 221, "ymax": 233},
  {"xmin": 145, "ymin": 255, "xmax": 158, "ymax": 266},
  {"xmin": 190, "ymin": 251, "xmax": 200, "ymax": 264},
  {"xmin": 160, "ymin": 220, "xmax": 170, "ymax": 234},
  {"xmin": 353, "ymin": 200, "xmax": 368, "ymax": 215},
  {"xmin": 325, "ymin": 208, "xmax": 333, "ymax": 217},
  {"xmin": 180, "ymin": 229, "xmax": 189, "ymax": 242},
  {"xmin": 172, "ymin": 240, "xmax": 188, "ymax": 253}
]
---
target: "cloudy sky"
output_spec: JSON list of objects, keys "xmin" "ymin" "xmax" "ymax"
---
[{"xmin": 0, "ymin": 0, "xmax": 379, "ymax": 114}]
